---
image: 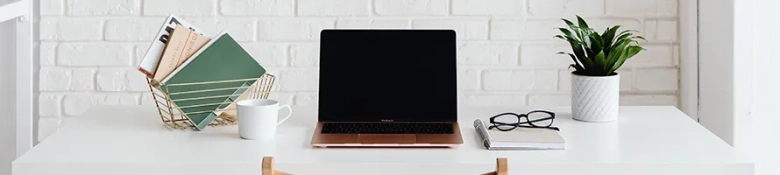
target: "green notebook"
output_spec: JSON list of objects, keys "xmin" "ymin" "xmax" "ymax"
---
[{"xmin": 160, "ymin": 31, "xmax": 266, "ymax": 130}]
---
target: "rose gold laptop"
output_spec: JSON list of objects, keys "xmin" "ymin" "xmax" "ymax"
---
[{"xmin": 310, "ymin": 29, "xmax": 463, "ymax": 148}]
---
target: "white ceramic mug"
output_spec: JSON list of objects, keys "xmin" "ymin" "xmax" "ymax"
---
[{"xmin": 236, "ymin": 99, "xmax": 292, "ymax": 140}]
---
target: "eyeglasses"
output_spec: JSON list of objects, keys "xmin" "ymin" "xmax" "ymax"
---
[{"xmin": 488, "ymin": 110, "xmax": 559, "ymax": 131}]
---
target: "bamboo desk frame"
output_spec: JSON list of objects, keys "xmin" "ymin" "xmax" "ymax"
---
[
  {"xmin": 481, "ymin": 158, "xmax": 508, "ymax": 175},
  {"xmin": 260, "ymin": 157, "xmax": 508, "ymax": 175},
  {"xmin": 261, "ymin": 157, "xmax": 291, "ymax": 175}
]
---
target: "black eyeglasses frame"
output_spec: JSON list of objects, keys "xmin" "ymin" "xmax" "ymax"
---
[{"xmin": 488, "ymin": 110, "xmax": 559, "ymax": 131}]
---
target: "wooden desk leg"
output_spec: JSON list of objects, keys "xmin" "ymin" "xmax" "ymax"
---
[
  {"xmin": 481, "ymin": 158, "xmax": 508, "ymax": 175},
  {"xmin": 262, "ymin": 157, "xmax": 292, "ymax": 175}
]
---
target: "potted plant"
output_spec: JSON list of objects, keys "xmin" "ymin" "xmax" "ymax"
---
[{"xmin": 555, "ymin": 16, "xmax": 645, "ymax": 122}]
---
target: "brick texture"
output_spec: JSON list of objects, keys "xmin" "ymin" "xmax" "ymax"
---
[
  {"xmin": 40, "ymin": 42, "xmax": 57, "ymax": 66},
  {"xmin": 37, "ymin": 0, "xmax": 681, "ymax": 140},
  {"xmin": 289, "ymin": 43, "xmax": 320, "ymax": 66},
  {"xmin": 279, "ymin": 69, "xmax": 319, "ymax": 91},
  {"xmin": 63, "ymin": 93, "xmax": 139, "ymax": 116},
  {"xmin": 451, "ymin": 0, "xmax": 523, "ymax": 15},
  {"xmin": 189, "ymin": 18, "xmax": 257, "ymax": 41},
  {"xmin": 40, "ymin": 0, "xmax": 64, "ymax": 16},
  {"xmin": 95, "ymin": 68, "xmax": 148, "ymax": 92},
  {"xmin": 257, "ymin": 19, "xmax": 335, "ymax": 41},
  {"xmin": 294, "ymin": 92, "xmax": 318, "ymax": 106},
  {"xmin": 57, "ymin": 43, "xmax": 133, "ymax": 66},
  {"xmin": 219, "ymin": 0, "xmax": 294, "ymax": 16},
  {"xmin": 457, "ymin": 43, "xmax": 518, "ymax": 65},
  {"xmin": 528, "ymin": 0, "xmax": 604, "ymax": 16},
  {"xmin": 67, "ymin": 0, "xmax": 140, "ymax": 16},
  {"xmin": 105, "ymin": 19, "xmax": 164, "ymax": 41},
  {"xmin": 38, "ymin": 94, "xmax": 62, "ymax": 117},
  {"xmin": 143, "ymin": 0, "xmax": 216, "ymax": 16},
  {"xmin": 460, "ymin": 93, "xmax": 527, "ymax": 106},
  {"xmin": 374, "ymin": 0, "xmax": 448, "ymax": 16},
  {"xmin": 635, "ymin": 68, "xmax": 679, "ymax": 91},
  {"xmin": 38, "ymin": 67, "xmax": 95, "ymax": 91},
  {"xmin": 607, "ymin": 0, "xmax": 677, "ymax": 16},
  {"xmin": 40, "ymin": 18, "xmax": 102, "ymax": 41},
  {"xmin": 243, "ymin": 43, "xmax": 288, "ymax": 66},
  {"xmin": 457, "ymin": 69, "xmax": 480, "ymax": 91},
  {"xmin": 412, "ymin": 20, "xmax": 488, "ymax": 40},
  {"xmin": 336, "ymin": 20, "xmax": 409, "ymax": 29},
  {"xmin": 297, "ymin": 0, "xmax": 369, "ymax": 16}
]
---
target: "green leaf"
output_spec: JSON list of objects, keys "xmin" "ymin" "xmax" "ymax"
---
[
  {"xmin": 557, "ymin": 28, "xmax": 575, "ymax": 38},
  {"xmin": 562, "ymin": 18, "xmax": 577, "ymax": 29},
  {"xmin": 565, "ymin": 17, "xmax": 591, "ymax": 44},
  {"xmin": 630, "ymin": 36, "xmax": 647, "ymax": 44},
  {"xmin": 609, "ymin": 45, "xmax": 644, "ymax": 73},
  {"xmin": 602, "ymin": 25, "xmax": 620, "ymax": 55},
  {"xmin": 624, "ymin": 45, "xmax": 644, "ymax": 59},
  {"xmin": 556, "ymin": 16, "xmax": 649, "ymax": 76},
  {"xmin": 604, "ymin": 41, "xmax": 628, "ymax": 73},
  {"xmin": 556, "ymin": 34, "xmax": 586, "ymax": 47},
  {"xmin": 561, "ymin": 18, "xmax": 583, "ymax": 40},
  {"xmin": 569, "ymin": 64, "xmax": 584, "ymax": 72},
  {"xmin": 559, "ymin": 52, "xmax": 584, "ymax": 72},
  {"xmin": 593, "ymin": 50, "xmax": 607, "ymax": 75},
  {"xmin": 554, "ymin": 35, "xmax": 567, "ymax": 41},
  {"xmin": 578, "ymin": 31, "xmax": 597, "ymax": 59},
  {"xmin": 611, "ymin": 36, "xmax": 633, "ymax": 52},
  {"xmin": 569, "ymin": 43, "xmax": 593, "ymax": 69},
  {"xmin": 602, "ymin": 26, "xmax": 618, "ymax": 42},
  {"xmin": 576, "ymin": 15, "xmax": 590, "ymax": 29},
  {"xmin": 556, "ymin": 28, "xmax": 586, "ymax": 46},
  {"xmin": 556, "ymin": 17, "xmax": 646, "ymax": 76},
  {"xmin": 614, "ymin": 32, "xmax": 633, "ymax": 43},
  {"xmin": 618, "ymin": 29, "xmax": 639, "ymax": 36},
  {"xmin": 584, "ymin": 45, "xmax": 596, "ymax": 63},
  {"xmin": 588, "ymin": 32, "xmax": 603, "ymax": 51}
]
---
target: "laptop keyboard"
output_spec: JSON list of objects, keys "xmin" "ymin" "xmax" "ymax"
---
[{"xmin": 321, "ymin": 123, "xmax": 454, "ymax": 134}]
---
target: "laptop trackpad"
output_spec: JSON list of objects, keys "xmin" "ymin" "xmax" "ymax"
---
[{"xmin": 357, "ymin": 134, "xmax": 416, "ymax": 144}]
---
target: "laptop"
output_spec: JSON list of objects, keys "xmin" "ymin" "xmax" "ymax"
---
[{"xmin": 311, "ymin": 29, "xmax": 463, "ymax": 148}]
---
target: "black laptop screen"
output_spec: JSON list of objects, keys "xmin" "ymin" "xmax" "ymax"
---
[{"xmin": 318, "ymin": 29, "xmax": 457, "ymax": 122}]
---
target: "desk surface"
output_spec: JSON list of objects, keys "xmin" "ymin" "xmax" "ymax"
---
[{"xmin": 13, "ymin": 105, "xmax": 752, "ymax": 175}]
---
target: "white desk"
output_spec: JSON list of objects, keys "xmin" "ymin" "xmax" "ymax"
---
[{"xmin": 13, "ymin": 105, "xmax": 752, "ymax": 175}]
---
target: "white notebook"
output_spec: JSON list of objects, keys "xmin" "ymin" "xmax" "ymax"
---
[{"xmin": 473, "ymin": 119, "xmax": 566, "ymax": 150}]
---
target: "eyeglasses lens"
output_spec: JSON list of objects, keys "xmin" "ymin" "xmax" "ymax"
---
[
  {"xmin": 494, "ymin": 114, "xmax": 519, "ymax": 130},
  {"xmin": 527, "ymin": 112, "xmax": 553, "ymax": 127}
]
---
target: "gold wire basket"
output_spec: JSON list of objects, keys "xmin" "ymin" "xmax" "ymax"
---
[{"xmin": 147, "ymin": 74, "xmax": 276, "ymax": 130}]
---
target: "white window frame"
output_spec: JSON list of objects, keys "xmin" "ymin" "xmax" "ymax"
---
[
  {"xmin": 697, "ymin": 0, "xmax": 756, "ymax": 148},
  {"xmin": 1, "ymin": 0, "xmax": 35, "ymax": 157},
  {"xmin": 680, "ymin": 0, "xmax": 699, "ymax": 120}
]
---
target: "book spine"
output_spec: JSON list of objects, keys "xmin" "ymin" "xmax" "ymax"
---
[{"xmin": 138, "ymin": 15, "xmax": 203, "ymax": 78}]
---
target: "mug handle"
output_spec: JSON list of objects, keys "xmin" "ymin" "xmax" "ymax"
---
[{"xmin": 277, "ymin": 105, "xmax": 292, "ymax": 126}]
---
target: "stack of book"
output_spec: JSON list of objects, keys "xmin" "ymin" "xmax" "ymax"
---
[{"xmin": 137, "ymin": 15, "xmax": 267, "ymax": 130}]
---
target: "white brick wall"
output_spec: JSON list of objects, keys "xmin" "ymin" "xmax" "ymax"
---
[
  {"xmin": 374, "ymin": 0, "xmax": 448, "ymax": 16},
  {"xmin": 67, "ymin": 0, "xmax": 140, "ymax": 16},
  {"xmin": 219, "ymin": 0, "xmax": 294, "ymax": 16},
  {"xmin": 38, "ymin": 0, "xmax": 680, "ymax": 141}
]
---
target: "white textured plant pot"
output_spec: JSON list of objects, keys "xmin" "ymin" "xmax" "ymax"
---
[{"xmin": 571, "ymin": 73, "xmax": 620, "ymax": 122}]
